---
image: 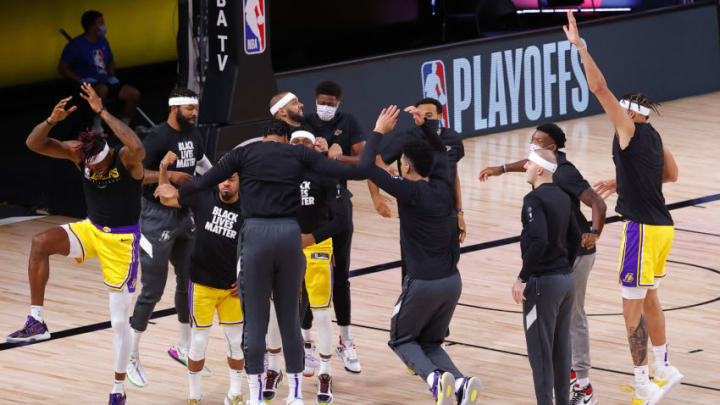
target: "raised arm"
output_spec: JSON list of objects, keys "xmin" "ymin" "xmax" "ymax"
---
[
  {"xmin": 154, "ymin": 152, "xmax": 182, "ymax": 208},
  {"xmin": 564, "ymin": 11, "xmax": 635, "ymax": 148},
  {"xmin": 478, "ymin": 159, "xmax": 528, "ymax": 181},
  {"xmin": 179, "ymin": 148, "xmax": 240, "ymax": 199},
  {"xmin": 26, "ymin": 97, "xmax": 81, "ymax": 162}
]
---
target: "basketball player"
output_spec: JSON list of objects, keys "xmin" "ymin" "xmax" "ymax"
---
[
  {"xmin": 379, "ymin": 97, "xmax": 466, "ymax": 288},
  {"xmin": 564, "ymin": 11, "xmax": 682, "ymax": 405},
  {"xmin": 305, "ymin": 82, "xmax": 376, "ymax": 373},
  {"xmin": 361, "ymin": 106, "xmax": 482, "ymax": 405},
  {"xmin": 512, "ymin": 149, "xmax": 581, "ymax": 405},
  {"xmin": 479, "ymin": 123, "xmax": 606, "ymax": 405},
  {"xmin": 177, "ymin": 119, "xmax": 364, "ymax": 405},
  {"xmin": 154, "ymin": 151, "xmax": 244, "ymax": 405},
  {"xmin": 7, "ymin": 83, "xmax": 144, "ymax": 405},
  {"xmin": 127, "ymin": 88, "xmax": 213, "ymax": 387}
]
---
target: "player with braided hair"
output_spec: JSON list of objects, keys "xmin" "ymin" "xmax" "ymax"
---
[{"xmin": 6, "ymin": 82, "xmax": 145, "ymax": 405}]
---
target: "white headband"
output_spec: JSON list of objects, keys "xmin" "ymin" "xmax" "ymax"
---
[
  {"xmin": 528, "ymin": 151, "xmax": 557, "ymax": 173},
  {"xmin": 168, "ymin": 96, "xmax": 199, "ymax": 106},
  {"xmin": 290, "ymin": 130, "xmax": 316, "ymax": 144},
  {"xmin": 619, "ymin": 99, "xmax": 651, "ymax": 116},
  {"xmin": 87, "ymin": 143, "xmax": 110, "ymax": 165},
  {"xmin": 269, "ymin": 92, "xmax": 296, "ymax": 116}
]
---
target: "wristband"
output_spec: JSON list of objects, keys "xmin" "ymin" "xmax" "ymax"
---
[
  {"xmin": 590, "ymin": 229, "xmax": 600, "ymax": 235},
  {"xmin": 46, "ymin": 118, "xmax": 56, "ymax": 126},
  {"xmin": 97, "ymin": 106, "xmax": 106, "ymax": 115},
  {"xmin": 501, "ymin": 164, "xmax": 507, "ymax": 173},
  {"xmin": 456, "ymin": 208, "xmax": 464, "ymax": 213}
]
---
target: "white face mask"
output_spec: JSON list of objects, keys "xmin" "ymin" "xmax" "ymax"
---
[
  {"xmin": 99, "ymin": 24, "xmax": 107, "ymax": 36},
  {"xmin": 528, "ymin": 143, "xmax": 545, "ymax": 154},
  {"xmin": 316, "ymin": 104, "xmax": 338, "ymax": 122}
]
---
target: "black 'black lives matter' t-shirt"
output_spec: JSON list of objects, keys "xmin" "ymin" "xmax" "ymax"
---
[
  {"xmin": 142, "ymin": 122, "xmax": 206, "ymax": 203},
  {"xmin": 178, "ymin": 189, "xmax": 242, "ymax": 290}
]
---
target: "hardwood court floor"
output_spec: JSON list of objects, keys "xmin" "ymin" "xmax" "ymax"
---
[{"xmin": 1, "ymin": 92, "xmax": 719, "ymax": 404}]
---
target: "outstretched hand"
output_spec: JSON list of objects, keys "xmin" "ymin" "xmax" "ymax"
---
[
  {"xmin": 79, "ymin": 82, "xmax": 104, "ymax": 113},
  {"xmin": 403, "ymin": 106, "xmax": 425, "ymax": 126},
  {"xmin": 374, "ymin": 105, "xmax": 400, "ymax": 134},
  {"xmin": 593, "ymin": 178, "xmax": 617, "ymax": 200},
  {"xmin": 48, "ymin": 96, "xmax": 77, "ymax": 124},
  {"xmin": 563, "ymin": 11, "xmax": 582, "ymax": 47}
]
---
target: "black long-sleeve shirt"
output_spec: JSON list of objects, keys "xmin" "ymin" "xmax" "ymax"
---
[
  {"xmin": 519, "ymin": 183, "xmax": 581, "ymax": 282},
  {"xmin": 178, "ymin": 141, "xmax": 361, "ymax": 219},
  {"xmin": 359, "ymin": 130, "xmax": 459, "ymax": 281},
  {"xmin": 297, "ymin": 171, "xmax": 350, "ymax": 243}
]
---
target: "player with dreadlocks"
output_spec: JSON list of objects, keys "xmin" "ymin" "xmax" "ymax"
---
[
  {"xmin": 564, "ymin": 11, "xmax": 680, "ymax": 405},
  {"xmin": 6, "ymin": 83, "xmax": 145, "ymax": 405}
]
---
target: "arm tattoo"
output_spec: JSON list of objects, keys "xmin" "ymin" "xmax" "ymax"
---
[{"xmin": 627, "ymin": 315, "xmax": 649, "ymax": 366}]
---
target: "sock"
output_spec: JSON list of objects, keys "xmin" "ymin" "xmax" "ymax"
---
[
  {"xmin": 229, "ymin": 368, "xmax": 243, "ymax": 397},
  {"xmin": 111, "ymin": 380, "xmax": 125, "ymax": 395},
  {"xmin": 247, "ymin": 373, "xmax": 262, "ymax": 403},
  {"xmin": 340, "ymin": 326, "xmax": 351, "ymax": 342},
  {"xmin": 302, "ymin": 329, "xmax": 312, "ymax": 342},
  {"xmin": 287, "ymin": 372, "xmax": 302, "ymax": 399},
  {"xmin": 188, "ymin": 370, "xmax": 202, "ymax": 399},
  {"xmin": 455, "ymin": 377, "xmax": 465, "ymax": 393},
  {"xmin": 653, "ymin": 344, "xmax": 669, "ymax": 368},
  {"xmin": 30, "ymin": 306, "xmax": 44, "ymax": 322},
  {"xmin": 577, "ymin": 377, "xmax": 589, "ymax": 388},
  {"xmin": 179, "ymin": 322, "xmax": 191, "ymax": 351},
  {"xmin": 634, "ymin": 365, "xmax": 650, "ymax": 393},
  {"xmin": 130, "ymin": 329, "xmax": 142, "ymax": 356},
  {"xmin": 268, "ymin": 350, "xmax": 282, "ymax": 371},
  {"xmin": 319, "ymin": 356, "xmax": 331, "ymax": 375},
  {"xmin": 426, "ymin": 372, "xmax": 437, "ymax": 388}
]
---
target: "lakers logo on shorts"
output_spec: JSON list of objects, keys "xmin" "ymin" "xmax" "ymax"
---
[{"xmin": 624, "ymin": 273, "xmax": 634, "ymax": 283}]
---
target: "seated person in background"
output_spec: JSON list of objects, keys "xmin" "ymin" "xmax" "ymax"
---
[{"xmin": 58, "ymin": 10, "xmax": 141, "ymax": 124}]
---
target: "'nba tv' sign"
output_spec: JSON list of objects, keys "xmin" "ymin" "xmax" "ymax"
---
[{"xmin": 243, "ymin": 0, "xmax": 266, "ymax": 54}]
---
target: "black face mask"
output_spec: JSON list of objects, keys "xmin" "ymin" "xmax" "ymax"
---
[{"xmin": 424, "ymin": 119, "xmax": 441, "ymax": 135}]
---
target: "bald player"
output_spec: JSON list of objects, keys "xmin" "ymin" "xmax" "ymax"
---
[{"xmin": 512, "ymin": 149, "xmax": 581, "ymax": 405}]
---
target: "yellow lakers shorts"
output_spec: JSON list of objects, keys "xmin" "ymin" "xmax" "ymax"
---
[
  {"xmin": 304, "ymin": 237, "xmax": 334, "ymax": 310},
  {"xmin": 618, "ymin": 220, "xmax": 674, "ymax": 288},
  {"xmin": 61, "ymin": 219, "xmax": 140, "ymax": 292},
  {"xmin": 189, "ymin": 282, "xmax": 243, "ymax": 329}
]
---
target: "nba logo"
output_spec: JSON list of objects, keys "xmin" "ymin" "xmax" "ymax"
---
[
  {"xmin": 243, "ymin": 0, "xmax": 266, "ymax": 54},
  {"xmin": 421, "ymin": 60, "xmax": 450, "ymax": 128}
]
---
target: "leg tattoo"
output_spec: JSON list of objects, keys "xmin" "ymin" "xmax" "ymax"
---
[{"xmin": 628, "ymin": 315, "xmax": 649, "ymax": 365}]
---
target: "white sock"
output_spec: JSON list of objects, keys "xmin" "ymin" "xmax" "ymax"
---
[
  {"xmin": 455, "ymin": 377, "xmax": 465, "ymax": 392},
  {"xmin": 188, "ymin": 370, "xmax": 202, "ymax": 399},
  {"xmin": 577, "ymin": 377, "xmax": 589, "ymax": 388},
  {"xmin": 111, "ymin": 380, "xmax": 125, "ymax": 394},
  {"xmin": 653, "ymin": 344, "xmax": 669, "ymax": 368},
  {"xmin": 287, "ymin": 372, "xmax": 302, "ymax": 399},
  {"xmin": 179, "ymin": 322, "xmax": 191, "ymax": 351},
  {"xmin": 426, "ymin": 373, "xmax": 436, "ymax": 388},
  {"xmin": 340, "ymin": 326, "xmax": 351, "ymax": 342},
  {"xmin": 302, "ymin": 328, "xmax": 312, "ymax": 342},
  {"xmin": 634, "ymin": 365, "xmax": 650, "ymax": 390},
  {"xmin": 229, "ymin": 368, "xmax": 243, "ymax": 397},
  {"xmin": 130, "ymin": 329, "xmax": 142, "ymax": 356},
  {"xmin": 319, "ymin": 356, "xmax": 331, "ymax": 375},
  {"xmin": 30, "ymin": 305, "xmax": 44, "ymax": 322},
  {"xmin": 268, "ymin": 350, "xmax": 282, "ymax": 371},
  {"xmin": 247, "ymin": 373, "xmax": 262, "ymax": 403}
]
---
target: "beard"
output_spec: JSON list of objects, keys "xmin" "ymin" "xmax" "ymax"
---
[
  {"xmin": 221, "ymin": 191, "xmax": 234, "ymax": 201},
  {"xmin": 287, "ymin": 109, "xmax": 304, "ymax": 123},
  {"xmin": 177, "ymin": 113, "xmax": 195, "ymax": 132}
]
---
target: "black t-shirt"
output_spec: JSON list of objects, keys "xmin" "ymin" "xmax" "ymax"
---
[
  {"xmin": 553, "ymin": 152, "xmax": 594, "ymax": 255},
  {"xmin": 178, "ymin": 189, "xmax": 242, "ymax": 289},
  {"xmin": 81, "ymin": 148, "xmax": 142, "ymax": 227},
  {"xmin": 178, "ymin": 141, "xmax": 362, "ymax": 219},
  {"xmin": 381, "ymin": 124, "xmax": 465, "ymax": 186},
  {"xmin": 306, "ymin": 111, "xmax": 365, "ymax": 188},
  {"xmin": 362, "ymin": 130, "xmax": 459, "ymax": 281},
  {"xmin": 142, "ymin": 122, "xmax": 206, "ymax": 203},
  {"xmin": 519, "ymin": 183, "xmax": 581, "ymax": 282},
  {"xmin": 612, "ymin": 123, "xmax": 673, "ymax": 225},
  {"xmin": 297, "ymin": 171, "xmax": 350, "ymax": 243}
]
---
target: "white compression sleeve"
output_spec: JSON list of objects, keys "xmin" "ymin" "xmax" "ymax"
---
[
  {"xmin": 188, "ymin": 327, "xmax": 211, "ymax": 361},
  {"xmin": 109, "ymin": 286, "xmax": 133, "ymax": 374}
]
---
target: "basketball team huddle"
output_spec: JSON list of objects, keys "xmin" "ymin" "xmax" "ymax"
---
[{"xmin": 7, "ymin": 12, "xmax": 682, "ymax": 405}]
